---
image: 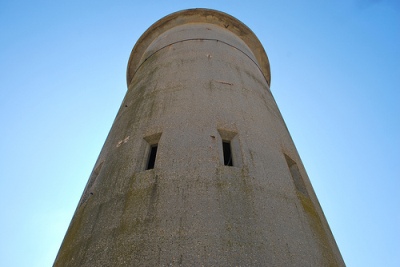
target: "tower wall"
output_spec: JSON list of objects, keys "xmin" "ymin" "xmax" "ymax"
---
[{"xmin": 54, "ymin": 9, "xmax": 344, "ymax": 266}]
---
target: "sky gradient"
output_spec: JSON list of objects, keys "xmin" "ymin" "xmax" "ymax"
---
[{"xmin": 1, "ymin": 1, "xmax": 399, "ymax": 266}]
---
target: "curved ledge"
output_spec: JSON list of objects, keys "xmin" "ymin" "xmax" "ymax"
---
[{"xmin": 126, "ymin": 8, "xmax": 271, "ymax": 88}]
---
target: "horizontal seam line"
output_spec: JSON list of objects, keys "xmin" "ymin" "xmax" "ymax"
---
[{"xmin": 128, "ymin": 38, "xmax": 269, "ymax": 87}]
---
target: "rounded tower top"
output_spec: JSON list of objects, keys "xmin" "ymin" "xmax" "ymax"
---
[{"xmin": 126, "ymin": 8, "xmax": 271, "ymax": 87}]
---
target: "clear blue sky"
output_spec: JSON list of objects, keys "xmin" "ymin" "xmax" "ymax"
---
[{"xmin": 1, "ymin": 1, "xmax": 399, "ymax": 266}]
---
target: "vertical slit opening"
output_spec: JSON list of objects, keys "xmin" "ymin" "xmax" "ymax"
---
[
  {"xmin": 147, "ymin": 144, "xmax": 158, "ymax": 170},
  {"xmin": 223, "ymin": 141, "xmax": 233, "ymax": 166},
  {"xmin": 284, "ymin": 154, "xmax": 308, "ymax": 197}
]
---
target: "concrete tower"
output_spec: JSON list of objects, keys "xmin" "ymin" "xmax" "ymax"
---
[{"xmin": 54, "ymin": 9, "xmax": 344, "ymax": 266}]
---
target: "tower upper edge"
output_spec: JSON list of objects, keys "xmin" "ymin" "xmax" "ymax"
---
[{"xmin": 126, "ymin": 8, "xmax": 271, "ymax": 88}]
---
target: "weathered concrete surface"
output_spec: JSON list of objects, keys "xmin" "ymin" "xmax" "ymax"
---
[{"xmin": 54, "ymin": 8, "xmax": 345, "ymax": 266}]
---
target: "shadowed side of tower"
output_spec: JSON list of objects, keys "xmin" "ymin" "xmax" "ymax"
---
[{"xmin": 54, "ymin": 9, "xmax": 344, "ymax": 266}]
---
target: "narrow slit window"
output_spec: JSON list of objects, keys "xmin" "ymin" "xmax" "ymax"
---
[
  {"xmin": 284, "ymin": 154, "xmax": 309, "ymax": 197},
  {"xmin": 223, "ymin": 141, "xmax": 233, "ymax": 166},
  {"xmin": 147, "ymin": 144, "xmax": 158, "ymax": 170}
]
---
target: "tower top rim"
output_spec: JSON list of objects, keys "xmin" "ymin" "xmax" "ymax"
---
[{"xmin": 126, "ymin": 8, "xmax": 271, "ymax": 87}]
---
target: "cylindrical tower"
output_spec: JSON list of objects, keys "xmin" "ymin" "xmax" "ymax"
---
[{"xmin": 54, "ymin": 9, "xmax": 344, "ymax": 266}]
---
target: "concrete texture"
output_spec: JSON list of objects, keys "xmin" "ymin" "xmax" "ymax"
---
[{"xmin": 54, "ymin": 8, "xmax": 345, "ymax": 266}]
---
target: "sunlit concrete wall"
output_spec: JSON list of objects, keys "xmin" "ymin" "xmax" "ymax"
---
[{"xmin": 54, "ymin": 9, "xmax": 344, "ymax": 266}]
